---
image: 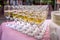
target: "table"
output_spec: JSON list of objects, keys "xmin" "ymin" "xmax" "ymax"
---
[{"xmin": 0, "ymin": 20, "xmax": 50, "ymax": 40}]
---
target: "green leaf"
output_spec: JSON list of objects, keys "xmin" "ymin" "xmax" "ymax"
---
[
  {"xmin": 0, "ymin": 5, "xmax": 1, "ymax": 7},
  {"xmin": 40, "ymin": 0, "xmax": 52, "ymax": 4}
]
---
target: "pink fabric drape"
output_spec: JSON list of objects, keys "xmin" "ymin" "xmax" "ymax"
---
[{"xmin": 0, "ymin": 22, "xmax": 50, "ymax": 40}]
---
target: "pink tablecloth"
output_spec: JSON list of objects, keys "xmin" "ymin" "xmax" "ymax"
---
[
  {"xmin": 0, "ymin": 22, "xmax": 50, "ymax": 40},
  {"xmin": 0, "ymin": 26, "xmax": 2, "ymax": 40}
]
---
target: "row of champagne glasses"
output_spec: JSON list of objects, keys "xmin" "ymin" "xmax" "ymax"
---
[{"xmin": 4, "ymin": 5, "xmax": 48, "ymax": 26}]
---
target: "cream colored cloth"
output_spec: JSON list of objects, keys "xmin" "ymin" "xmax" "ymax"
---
[
  {"xmin": 59, "ymin": 8, "xmax": 60, "ymax": 11},
  {"xmin": 49, "ymin": 20, "xmax": 60, "ymax": 40}
]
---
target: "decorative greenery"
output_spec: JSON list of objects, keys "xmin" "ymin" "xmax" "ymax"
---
[
  {"xmin": 34, "ymin": 0, "xmax": 40, "ymax": 3},
  {"xmin": 0, "ymin": 5, "xmax": 1, "ymax": 7},
  {"xmin": 40, "ymin": 0, "xmax": 52, "ymax": 4},
  {"xmin": 0, "ymin": 0, "xmax": 2, "ymax": 7},
  {"xmin": 34, "ymin": 0, "xmax": 54, "ymax": 5},
  {"xmin": 4, "ymin": 0, "xmax": 7, "ymax": 5}
]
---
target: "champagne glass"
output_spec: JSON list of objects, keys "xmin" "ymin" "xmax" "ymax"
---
[
  {"xmin": 4, "ymin": 5, "xmax": 10, "ymax": 21},
  {"xmin": 51, "ymin": 11, "xmax": 60, "ymax": 25}
]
